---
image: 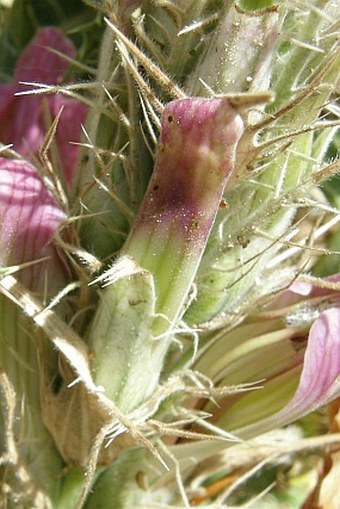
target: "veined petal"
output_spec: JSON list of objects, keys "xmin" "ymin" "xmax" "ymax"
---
[
  {"xmin": 237, "ymin": 308, "xmax": 340, "ymax": 438},
  {"xmin": 286, "ymin": 308, "xmax": 340, "ymax": 412},
  {"xmin": 0, "ymin": 157, "xmax": 66, "ymax": 289}
]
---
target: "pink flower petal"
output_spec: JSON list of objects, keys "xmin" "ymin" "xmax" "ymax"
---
[
  {"xmin": 0, "ymin": 28, "xmax": 87, "ymax": 186},
  {"xmin": 0, "ymin": 157, "xmax": 66, "ymax": 289},
  {"xmin": 49, "ymin": 94, "xmax": 88, "ymax": 186},
  {"xmin": 288, "ymin": 275, "xmax": 340, "ymax": 299},
  {"xmin": 14, "ymin": 27, "xmax": 76, "ymax": 83},
  {"xmin": 0, "ymin": 83, "xmax": 17, "ymax": 113},
  {"xmin": 286, "ymin": 308, "xmax": 340, "ymax": 412},
  {"xmin": 288, "ymin": 280, "xmax": 314, "ymax": 296},
  {"xmin": 273, "ymin": 274, "xmax": 340, "ymax": 308},
  {"xmin": 238, "ymin": 308, "xmax": 340, "ymax": 437}
]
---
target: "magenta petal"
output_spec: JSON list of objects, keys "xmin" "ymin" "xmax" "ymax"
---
[
  {"xmin": 273, "ymin": 274, "xmax": 340, "ymax": 308},
  {"xmin": 0, "ymin": 93, "xmax": 42, "ymax": 156},
  {"xmin": 0, "ymin": 158, "xmax": 66, "ymax": 262},
  {"xmin": 288, "ymin": 280, "xmax": 314, "ymax": 296},
  {"xmin": 239, "ymin": 308, "xmax": 340, "ymax": 437},
  {"xmin": 14, "ymin": 27, "xmax": 76, "ymax": 83},
  {"xmin": 0, "ymin": 93, "xmax": 87, "ymax": 186},
  {"xmin": 0, "ymin": 28, "xmax": 87, "ymax": 186},
  {"xmin": 288, "ymin": 275, "xmax": 340, "ymax": 299},
  {"xmin": 0, "ymin": 157, "xmax": 66, "ymax": 287},
  {"xmin": 0, "ymin": 84, "xmax": 17, "ymax": 115},
  {"xmin": 49, "ymin": 95, "xmax": 88, "ymax": 186},
  {"xmin": 285, "ymin": 308, "xmax": 340, "ymax": 413}
]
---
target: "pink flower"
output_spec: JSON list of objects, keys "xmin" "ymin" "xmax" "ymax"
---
[
  {"xmin": 271, "ymin": 278, "xmax": 340, "ymax": 416},
  {"xmin": 0, "ymin": 157, "xmax": 67, "ymax": 290},
  {"xmin": 0, "ymin": 27, "xmax": 87, "ymax": 187},
  {"xmin": 195, "ymin": 275, "xmax": 340, "ymax": 436},
  {"xmin": 238, "ymin": 277, "xmax": 340, "ymax": 437}
]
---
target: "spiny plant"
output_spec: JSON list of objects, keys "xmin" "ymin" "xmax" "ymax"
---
[{"xmin": 0, "ymin": 0, "xmax": 339, "ymax": 508}]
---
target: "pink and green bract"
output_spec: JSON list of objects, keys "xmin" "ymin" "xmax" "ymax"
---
[
  {"xmin": 124, "ymin": 97, "xmax": 244, "ymax": 326},
  {"xmin": 88, "ymin": 97, "xmax": 244, "ymax": 409}
]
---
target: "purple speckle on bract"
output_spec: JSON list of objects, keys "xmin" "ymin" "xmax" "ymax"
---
[
  {"xmin": 132, "ymin": 97, "xmax": 244, "ymax": 244},
  {"xmin": 123, "ymin": 97, "xmax": 244, "ymax": 322}
]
